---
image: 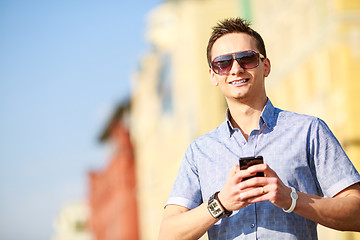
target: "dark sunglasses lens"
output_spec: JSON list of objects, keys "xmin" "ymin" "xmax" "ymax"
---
[
  {"xmin": 236, "ymin": 52, "xmax": 259, "ymax": 69},
  {"xmin": 212, "ymin": 55, "xmax": 233, "ymax": 74}
]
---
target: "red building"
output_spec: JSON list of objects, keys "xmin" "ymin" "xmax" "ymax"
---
[{"xmin": 88, "ymin": 103, "xmax": 139, "ymax": 240}]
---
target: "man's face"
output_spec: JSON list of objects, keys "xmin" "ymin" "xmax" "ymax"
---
[{"xmin": 209, "ymin": 33, "xmax": 270, "ymax": 104}]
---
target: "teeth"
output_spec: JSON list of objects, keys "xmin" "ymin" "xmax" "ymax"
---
[{"xmin": 230, "ymin": 79, "xmax": 247, "ymax": 85}]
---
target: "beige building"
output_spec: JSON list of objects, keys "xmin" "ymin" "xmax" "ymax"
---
[
  {"xmin": 130, "ymin": 0, "xmax": 360, "ymax": 239},
  {"xmin": 253, "ymin": 0, "xmax": 360, "ymax": 239}
]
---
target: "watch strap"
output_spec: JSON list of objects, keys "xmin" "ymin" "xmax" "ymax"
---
[
  {"xmin": 214, "ymin": 192, "xmax": 232, "ymax": 217},
  {"xmin": 282, "ymin": 187, "xmax": 298, "ymax": 213},
  {"xmin": 207, "ymin": 192, "xmax": 232, "ymax": 219}
]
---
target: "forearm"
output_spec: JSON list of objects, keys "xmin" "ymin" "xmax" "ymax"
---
[
  {"xmin": 295, "ymin": 191, "xmax": 360, "ymax": 231},
  {"xmin": 158, "ymin": 203, "xmax": 218, "ymax": 240}
]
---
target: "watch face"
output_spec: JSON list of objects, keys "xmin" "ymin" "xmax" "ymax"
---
[
  {"xmin": 291, "ymin": 192, "xmax": 298, "ymax": 200},
  {"xmin": 208, "ymin": 200, "xmax": 223, "ymax": 218}
]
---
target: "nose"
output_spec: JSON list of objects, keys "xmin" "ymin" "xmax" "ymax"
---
[{"xmin": 230, "ymin": 59, "xmax": 244, "ymax": 75}]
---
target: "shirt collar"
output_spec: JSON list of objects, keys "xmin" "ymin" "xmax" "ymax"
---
[{"xmin": 226, "ymin": 98, "xmax": 275, "ymax": 136}]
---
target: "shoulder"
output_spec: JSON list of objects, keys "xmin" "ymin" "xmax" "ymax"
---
[
  {"xmin": 269, "ymin": 107, "xmax": 334, "ymax": 140},
  {"xmin": 274, "ymin": 108, "xmax": 340, "ymax": 146},
  {"xmin": 275, "ymin": 108, "xmax": 324, "ymax": 128},
  {"xmin": 277, "ymin": 108, "xmax": 317, "ymax": 122}
]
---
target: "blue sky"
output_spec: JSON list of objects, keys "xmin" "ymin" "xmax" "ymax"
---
[{"xmin": 0, "ymin": 0, "xmax": 162, "ymax": 239}]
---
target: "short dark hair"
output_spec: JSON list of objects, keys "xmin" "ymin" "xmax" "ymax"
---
[{"xmin": 206, "ymin": 17, "xmax": 267, "ymax": 67}]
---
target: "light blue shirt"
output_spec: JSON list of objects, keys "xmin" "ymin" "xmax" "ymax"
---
[{"xmin": 166, "ymin": 99, "xmax": 360, "ymax": 240}]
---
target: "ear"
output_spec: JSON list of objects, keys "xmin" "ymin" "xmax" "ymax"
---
[
  {"xmin": 209, "ymin": 68, "xmax": 219, "ymax": 86},
  {"xmin": 263, "ymin": 58, "xmax": 271, "ymax": 77}
]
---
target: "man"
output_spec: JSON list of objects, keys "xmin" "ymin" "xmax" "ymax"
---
[{"xmin": 158, "ymin": 18, "xmax": 360, "ymax": 240}]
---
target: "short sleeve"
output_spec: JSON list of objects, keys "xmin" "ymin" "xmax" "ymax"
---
[
  {"xmin": 166, "ymin": 144, "xmax": 203, "ymax": 209},
  {"xmin": 310, "ymin": 118, "xmax": 360, "ymax": 197}
]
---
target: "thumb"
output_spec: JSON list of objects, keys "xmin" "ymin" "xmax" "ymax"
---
[
  {"xmin": 263, "ymin": 163, "xmax": 278, "ymax": 177},
  {"xmin": 228, "ymin": 164, "xmax": 239, "ymax": 177}
]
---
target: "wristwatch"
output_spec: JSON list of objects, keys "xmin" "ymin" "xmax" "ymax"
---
[
  {"xmin": 283, "ymin": 187, "xmax": 298, "ymax": 213},
  {"xmin": 207, "ymin": 192, "xmax": 232, "ymax": 219}
]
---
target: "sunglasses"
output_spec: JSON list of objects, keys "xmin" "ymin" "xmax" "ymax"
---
[{"xmin": 211, "ymin": 50, "xmax": 265, "ymax": 75}]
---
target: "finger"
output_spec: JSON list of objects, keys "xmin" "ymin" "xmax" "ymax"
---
[
  {"xmin": 238, "ymin": 175, "xmax": 268, "ymax": 189},
  {"xmin": 238, "ymin": 186, "xmax": 267, "ymax": 201},
  {"xmin": 246, "ymin": 186, "xmax": 270, "ymax": 203},
  {"xmin": 238, "ymin": 167, "xmax": 258, "ymax": 180},
  {"xmin": 228, "ymin": 165, "xmax": 238, "ymax": 177},
  {"xmin": 247, "ymin": 163, "xmax": 266, "ymax": 174},
  {"xmin": 228, "ymin": 165, "xmax": 243, "ymax": 184},
  {"xmin": 247, "ymin": 163, "xmax": 277, "ymax": 178},
  {"xmin": 262, "ymin": 163, "xmax": 280, "ymax": 178},
  {"xmin": 247, "ymin": 193, "xmax": 268, "ymax": 204}
]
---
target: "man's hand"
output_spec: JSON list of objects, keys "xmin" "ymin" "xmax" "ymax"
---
[
  {"xmin": 219, "ymin": 163, "xmax": 360, "ymax": 232},
  {"xmin": 218, "ymin": 163, "xmax": 292, "ymax": 211},
  {"xmin": 238, "ymin": 163, "xmax": 292, "ymax": 209}
]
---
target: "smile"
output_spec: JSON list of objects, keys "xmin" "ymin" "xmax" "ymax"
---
[{"xmin": 229, "ymin": 79, "xmax": 249, "ymax": 85}]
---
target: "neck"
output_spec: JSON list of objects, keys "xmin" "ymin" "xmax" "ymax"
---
[{"xmin": 227, "ymin": 96, "xmax": 267, "ymax": 141}]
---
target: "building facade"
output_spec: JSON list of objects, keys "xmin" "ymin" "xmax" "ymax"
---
[
  {"xmin": 130, "ymin": 0, "xmax": 240, "ymax": 239},
  {"xmin": 88, "ymin": 103, "xmax": 139, "ymax": 240},
  {"xmin": 130, "ymin": 0, "xmax": 360, "ymax": 239},
  {"xmin": 252, "ymin": 0, "xmax": 360, "ymax": 238}
]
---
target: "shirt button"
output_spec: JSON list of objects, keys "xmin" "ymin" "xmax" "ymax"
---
[{"xmin": 250, "ymin": 223, "xmax": 255, "ymax": 228}]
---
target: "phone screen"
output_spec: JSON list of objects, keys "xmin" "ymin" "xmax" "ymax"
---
[{"xmin": 239, "ymin": 156, "xmax": 264, "ymax": 181}]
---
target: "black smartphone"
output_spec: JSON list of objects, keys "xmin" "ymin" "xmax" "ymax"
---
[{"xmin": 239, "ymin": 156, "xmax": 264, "ymax": 181}]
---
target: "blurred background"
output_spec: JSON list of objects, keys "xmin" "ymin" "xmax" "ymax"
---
[{"xmin": 1, "ymin": 0, "xmax": 360, "ymax": 240}]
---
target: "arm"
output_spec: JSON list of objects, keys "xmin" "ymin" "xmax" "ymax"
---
[
  {"xmin": 158, "ymin": 203, "xmax": 217, "ymax": 240},
  {"xmin": 238, "ymin": 163, "xmax": 360, "ymax": 231},
  {"xmin": 295, "ymin": 183, "xmax": 360, "ymax": 231},
  {"xmin": 158, "ymin": 165, "xmax": 255, "ymax": 240}
]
